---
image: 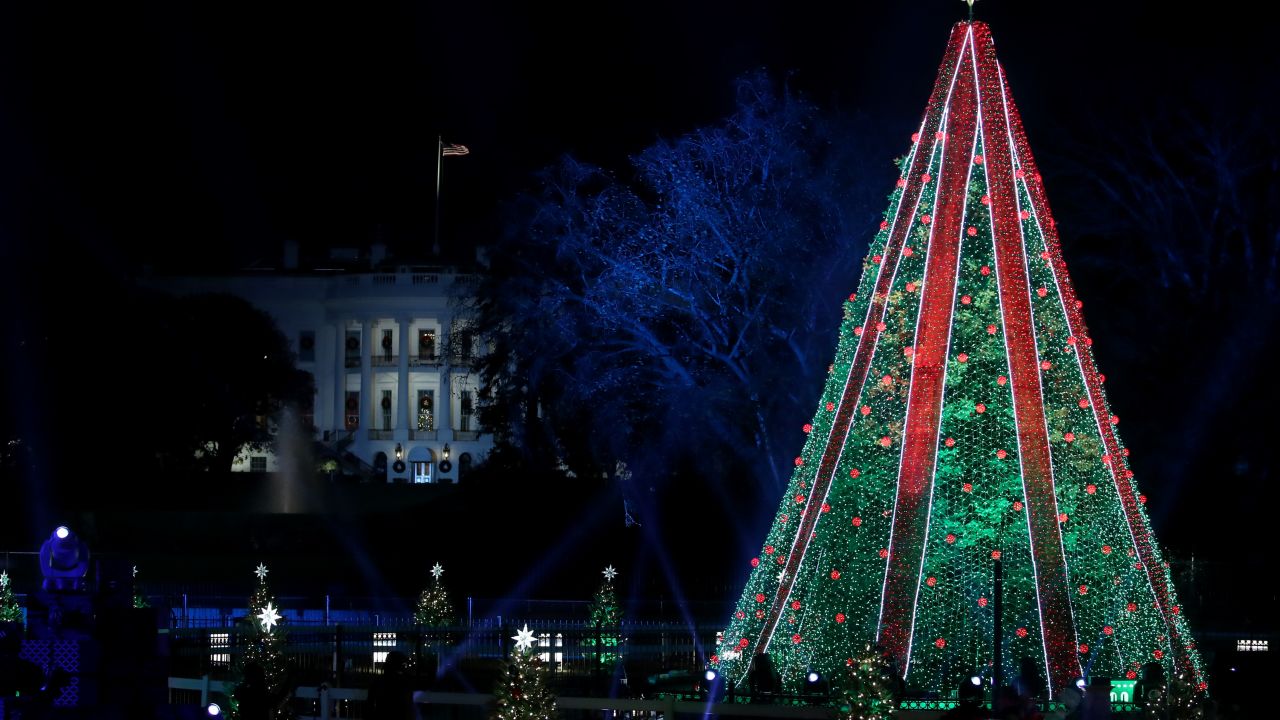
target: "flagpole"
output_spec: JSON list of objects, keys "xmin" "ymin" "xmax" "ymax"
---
[{"xmin": 433, "ymin": 135, "xmax": 443, "ymax": 257}]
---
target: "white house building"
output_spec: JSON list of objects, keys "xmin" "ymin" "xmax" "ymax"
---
[{"xmin": 151, "ymin": 242, "xmax": 492, "ymax": 483}]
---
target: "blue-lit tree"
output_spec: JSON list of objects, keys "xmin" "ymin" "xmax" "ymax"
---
[{"xmin": 473, "ymin": 71, "xmax": 891, "ymax": 516}]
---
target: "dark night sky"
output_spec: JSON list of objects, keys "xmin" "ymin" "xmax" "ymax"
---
[
  {"xmin": 1, "ymin": 2, "xmax": 1269, "ymax": 272},
  {"xmin": 1, "ymin": 3, "xmax": 1276, "ymax": 619}
]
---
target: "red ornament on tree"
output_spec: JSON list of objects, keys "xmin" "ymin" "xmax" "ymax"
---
[
  {"xmin": 967, "ymin": 226, "xmax": 978, "ymax": 236},
  {"xmin": 831, "ymin": 570, "xmax": 841, "ymax": 580},
  {"xmin": 935, "ymin": 638, "xmax": 946, "ymax": 649},
  {"xmin": 836, "ymin": 612, "xmax": 846, "ymax": 623},
  {"xmin": 926, "ymin": 576, "xmax": 937, "ymax": 587},
  {"xmin": 1017, "ymin": 627, "xmax": 1028, "ymax": 638},
  {"xmin": 975, "ymin": 403, "xmax": 986, "ymax": 414},
  {"xmin": 751, "ymin": 557, "xmax": 760, "ymax": 567},
  {"xmin": 850, "ymin": 468, "xmax": 861, "ymax": 478},
  {"xmin": 852, "ymin": 516, "xmax": 862, "ymax": 527},
  {"xmin": 803, "ymin": 423, "xmax": 812, "ymax": 433}
]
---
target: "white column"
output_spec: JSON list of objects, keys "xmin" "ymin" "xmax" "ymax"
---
[
  {"xmin": 437, "ymin": 318, "xmax": 452, "ymax": 441},
  {"xmin": 361, "ymin": 318, "xmax": 374, "ymax": 437},
  {"xmin": 398, "ymin": 317, "xmax": 411, "ymax": 439},
  {"xmin": 334, "ymin": 321, "xmax": 347, "ymax": 436}
]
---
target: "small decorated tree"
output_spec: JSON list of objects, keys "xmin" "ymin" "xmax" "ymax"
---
[
  {"xmin": 583, "ymin": 565, "xmax": 622, "ymax": 675},
  {"xmin": 0, "ymin": 570, "xmax": 23, "ymax": 623},
  {"xmin": 229, "ymin": 563, "xmax": 292, "ymax": 719},
  {"xmin": 414, "ymin": 563, "xmax": 455, "ymax": 626},
  {"xmin": 836, "ymin": 643, "xmax": 899, "ymax": 720},
  {"xmin": 132, "ymin": 565, "xmax": 150, "ymax": 609},
  {"xmin": 492, "ymin": 624, "xmax": 559, "ymax": 720}
]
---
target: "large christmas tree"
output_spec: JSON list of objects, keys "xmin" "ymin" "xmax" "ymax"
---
[{"xmin": 712, "ymin": 19, "xmax": 1206, "ymax": 700}]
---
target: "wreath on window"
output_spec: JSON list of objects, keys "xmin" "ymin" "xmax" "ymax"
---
[
  {"xmin": 381, "ymin": 396, "xmax": 392, "ymax": 410},
  {"xmin": 439, "ymin": 460, "xmax": 452, "ymax": 474},
  {"xmin": 392, "ymin": 460, "xmax": 406, "ymax": 474},
  {"xmin": 346, "ymin": 396, "xmax": 358, "ymax": 411},
  {"xmin": 382, "ymin": 335, "xmax": 393, "ymax": 350},
  {"xmin": 346, "ymin": 337, "xmax": 359, "ymax": 351}
]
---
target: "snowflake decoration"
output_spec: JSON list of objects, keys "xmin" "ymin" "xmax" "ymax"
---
[
  {"xmin": 0, "ymin": 570, "xmax": 8, "ymax": 587},
  {"xmin": 512, "ymin": 623, "xmax": 537, "ymax": 652},
  {"xmin": 431, "ymin": 563, "xmax": 444, "ymax": 581},
  {"xmin": 255, "ymin": 563, "xmax": 269, "ymax": 581},
  {"xmin": 777, "ymin": 570, "xmax": 787, "ymax": 583},
  {"xmin": 722, "ymin": 650, "xmax": 741, "ymax": 661},
  {"xmin": 602, "ymin": 565, "xmax": 617, "ymax": 581},
  {"xmin": 257, "ymin": 601, "xmax": 282, "ymax": 633},
  {"xmin": 133, "ymin": 565, "xmax": 138, "ymax": 578}
]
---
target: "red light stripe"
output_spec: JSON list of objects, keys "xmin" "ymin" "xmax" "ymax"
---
[
  {"xmin": 976, "ymin": 26, "xmax": 1082, "ymax": 696},
  {"xmin": 875, "ymin": 31, "xmax": 979, "ymax": 674}
]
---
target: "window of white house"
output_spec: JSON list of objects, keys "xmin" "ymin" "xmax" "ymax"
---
[
  {"xmin": 250, "ymin": 456, "xmax": 268, "ymax": 473},
  {"xmin": 459, "ymin": 390, "xmax": 473, "ymax": 432},
  {"xmin": 381, "ymin": 390, "xmax": 393, "ymax": 430},
  {"xmin": 417, "ymin": 390, "xmax": 434, "ymax": 431}
]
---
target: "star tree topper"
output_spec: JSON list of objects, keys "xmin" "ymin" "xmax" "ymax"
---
[
  {"xmin": 0, "ymin": 570, "xmax": 8, "ymax": 587},
  {"xmin": 431, "ymin": 562, "xmax": 444, "ymax": 581},
  {"xmin": 257, "ymin": 601, "xmax": 282, "ymax": 633},
  {"xmin": 255, "ymin": 563, "xmax": 269, "ymax": 581},
  {"xmin": 512, "ymin": 624, "xmax": 537, "ymax": 652},
  {"xmin": 603, "ymin": 565, "xmax": 617, "ymax": 581}
]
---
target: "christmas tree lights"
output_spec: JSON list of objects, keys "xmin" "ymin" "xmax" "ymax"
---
[
  {"xmin": 229, "ymin": 563, "xmax": 291, "ymax": 719},
  {"xmin": 0, "ymin": 570, "xmax": 22, "ymax": 623},
  {"xmin": 583, "ymin": 566, "xmax": 623, "ymax": 673},
  {"xmin": 713, "ymin": 20, "xmax": 1206, "ymax": 701},
  {"xmin": 414, "ymin": 562, "xmax": 455, "ymax": 627},
  {"xmin": 492, "ymin": 624, "xmax": 560, "ymax": 720}
]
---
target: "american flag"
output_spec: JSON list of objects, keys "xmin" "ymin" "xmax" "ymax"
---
[{"xmin": 441, "ymin": 142, "xmax": 470, "ymax": 157}]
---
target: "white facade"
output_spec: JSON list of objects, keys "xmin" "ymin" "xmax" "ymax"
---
[{"xmin": 157, "ymin": 264, "xmax": 491, "ymax": 483}]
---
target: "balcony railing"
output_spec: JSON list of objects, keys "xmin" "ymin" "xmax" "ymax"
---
[
  {"xmin": 410, "ymin": 429, "xmax": 437, "ymax": 440},
  {"xmin": 372, "ymin": 354, "xmax": 398, "ymax": 367},
  {"xmin": 409, "ymin": 354, "xmax": 440, "ymax": 367},
  {"xmin": 368, "ymin": 429, "xmax": 395, "ymax": 440},
  {"xmin": 345, "ymin": 356, "xmax": 361, "ymax": 368},
  {"xmin": 453, "ymin": 430, "xmax": 481, "ymax": 442}
]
